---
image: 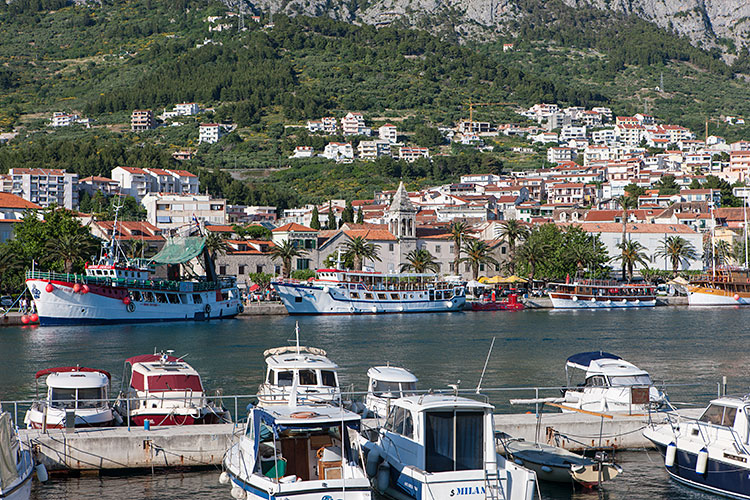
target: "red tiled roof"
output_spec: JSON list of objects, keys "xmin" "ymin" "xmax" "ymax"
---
[
  {"xmin": 116, "ymin": 166, "xmax": 148, "ymax": 175},
  {"xmin": 80, "ymin": 176, "xmax": 116, "ymax": 183},
  {"xmin": 343, "ymin": 229, "xmax": 396, "ymax": 241},
  {"xmin": 560, "ymin": 222, "xmax": 697, "ymax": 234},
  {"xmin": 0, "ymin": 193, "xmax": 42, "ymax": 210},
  {"xmin": 272, "ymin": 222, "xmax": 316, "ymax": 232}
]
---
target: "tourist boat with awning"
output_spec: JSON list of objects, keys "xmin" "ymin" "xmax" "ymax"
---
[
  {"xmin": 220, "ymin": 403, "xmax": 372, "ymax": 500},
  {"xmin": 273, "ymin": 269, "xmax": 465, "ymax": 315},
  {"xmin": 548, "ymin": 280, "xmax": 656, "ymax": 308},
  {"xmin": 644, "ymin": 394, "xmax": 750, "ymax": 499},
  {"xmin": 24, "ymin": 366, "xmax": 116, "ymax": 429},
  {"xmin": 0, "ymin": 407, "xmax": 35, "ymax": 500},
  {"xmin": 25, "ymin": 216, "xmax": 242, "ymax": 325},
  {"xmin": 114, "ymin": 351, "xmax": 230, "ymax": 426},
  {"xmin": 360, "ymin": 394, "xmax": 538, "ymax": 500},
  {"xmin": 687, "ymin": 267, "xmax": 750, "ymax": 305},
  {"xmin": 364, "ymin": 366, "xmax": 418, "ymax": 419},
  {"xmin": 561, "ymin": 352, "xmax": 666, "ymax": 413}
]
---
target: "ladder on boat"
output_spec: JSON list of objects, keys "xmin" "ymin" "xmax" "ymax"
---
[{"xmin": 484, "ymin": 469, "xmax": 506, "ymax": 500}]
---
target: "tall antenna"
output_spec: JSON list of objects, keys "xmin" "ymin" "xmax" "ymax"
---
[
  {"xmin": 295, "ymin": 321, "xmax": 300, "ymax": 355},
  {"xmin": 476, "ymin": 337, "xmax": 496, "ymax": 394}
]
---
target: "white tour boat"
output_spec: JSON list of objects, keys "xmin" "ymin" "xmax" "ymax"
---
[
  {"xmin": 221, "ymin": 403, "xmax": 372, "ymax": 500},
  {"xmin": 364, "ymin": 366, "xmax": 418, "ymax": 419},
  {"xmin": 687, "ymin": 268, "xmax": 750, "ymax": 306},
  {"xmin": 548, "ymin": 281, "xmax": 656, "ymax": 309},
  {"xmin": 24, "ymin": 366, "xmax": 115, "ymax": 429},
  {"xmin": 25, "ymin": 216, "xmax": 242, "ymax": 325},
  {"xmin": 0, "ymin": 408, "xmax": 35, "ymax": 500},
  {"xmin": 273, "ymin": 269, "xmax": 466, "ymax": 315},
  {"xmin": 361, "ymin": 394, "xmax": 538, "ymax": 500},
  {"xmin": 114, "ymin": 351, "xmax": 230, "ymax": 426},
  {"xmin": 644, "ymin": 394, "xmax": 750, "ymax": 499},
  {"xmin": 562, "ymin": 352, "xmax": 666, "ymax": 413}
]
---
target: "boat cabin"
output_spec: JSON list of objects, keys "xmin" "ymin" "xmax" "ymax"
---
[
  {"xmin": 258, "ymin": 346, "xmax": 341, "ymax": 405},
  {"xmin": 123, "ymin": 352, "xmax": 207, "ymax": 409},
  {"xmin": 313, "ymin": 268, "xmax": 463, "ymax": 294},
  {"xmin": 696, "ymin": 396, "xmax": 750, "ymax": 438},
  {"xmin": 85, "ymin": 264, "xmax": 151, "ymax": 281},
  {"xmin": 365, "ymin": 366, "xmax": 418, "ymax": 418}
]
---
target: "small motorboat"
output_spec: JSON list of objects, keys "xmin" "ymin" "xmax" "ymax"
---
[
  {"xmin": 561, "ymin": 351, "xmax": 666, "ymax": 413},
  {"xmin": 24, "ymin": 366, "xmax": 116, "ymax": 429},
  {"xmin": 0, "ymin": 408, "xmax": 36, "ymax": 500},
  {"xmin": 364, "ymin": 365, "xmax": 417, "ymax": 418},
  {"xmin": 644, "ymin": 394, "xmax": 750, "ymax": 499},
  {"xmin": 497, "ymin": 434, "xmax": 622, "ymax": 488},
  {"xmin": 469, "ymin": 293, "xmax": 525, "ymax": 311},
  {"xmin": 114, "ymin": 350, "xmax": 230, "ymax": 426},
  {"xmin": 221, "ymin": 403, "xmax": 372, "ymax": 500},
  {"xmin": 360, "ymin": 394, "xmax": 538, "ymax": 500}
]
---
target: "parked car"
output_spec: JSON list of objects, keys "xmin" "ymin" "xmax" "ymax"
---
[{"xmin": 0, "ymin": 296, "xmax": 13, "ymax": 307}]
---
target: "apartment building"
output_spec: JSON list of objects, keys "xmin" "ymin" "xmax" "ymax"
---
[
  {"xmin": 378, "ymin": 124, "xmax": 398, "ymax": 143},
  {"xmin": 357, "ymin": 140, "xmax": 391, "ymax": 160},
  {"xmin": 341, "ymin": 112, "xmax": 370, "ymax": 136},
  {"xmin": 9, "ymin": 168, "xmax": 78, "ymax": 209},
  {"xmin": 131, "ymin": 110, "xmax": 155, "ymax": 132},
  {"xmin": 111, "ymin": 167, "xmax": 199, "ymax": 201},
  {"xmin": 142, "ymin": 193, "xmax": 226, "ymax": 231},
  {"xmin": 199, "ymin": 123, "xmax": 223, "ymax": 144}
]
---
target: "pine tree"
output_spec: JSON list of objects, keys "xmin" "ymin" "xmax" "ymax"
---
[
  {"xmin": 356, "ymin": 209, "xmax": 364, "ymax": 224},
  {"xmin": 342, "ymin": 200, "xmax": 354, "ymax": 223},
  {"xmin": 310, "ymin": 206, "xmax": 321, "ymax": 230},
  {"xmin": 325, "ymin": 202, "xmax": 335, "ymax": 230}
]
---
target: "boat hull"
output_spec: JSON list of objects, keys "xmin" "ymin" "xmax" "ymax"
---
[
  {"xmin": 274, "ymin": 283, "xmax": 465, "ymax": 315},
  {"xmin": 469, "ymin": 301, "xmax": 524, "ymax": 311},
  {"xmin": 26, "ymin": 278, "xmax": 241, "ymax": 326},
  {"xmin": 687, "ymin": 285, "xmax": 750, "ymax": 306},
  {"xmin": 0, "ymin": 449, "xmax": 33, "ymax": 500},
  {"xmin": 127, "ymin": 412, "xmax": 226, "ymax": 426},
  {"xmin": 549, "ymin": 294, "xmax": 656, "ymax": 309},
  {"xmin": 24, "ymin": 406, "xmax": 114, "ymax": 429}
]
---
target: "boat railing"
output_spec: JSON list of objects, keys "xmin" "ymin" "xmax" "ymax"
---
[
  {"xmin": 665, "ymin": 411, "xmax": 750, "ymax": 455},
  {"xmin": 25, "ymin": 270, "xmax": 236, "ymax": 292}
]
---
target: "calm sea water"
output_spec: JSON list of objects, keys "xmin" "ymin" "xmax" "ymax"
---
[{"xmin": 2, "ymin": 306, "xmax": 747, "ymax": 500}]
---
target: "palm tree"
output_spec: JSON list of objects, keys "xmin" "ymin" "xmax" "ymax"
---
[
  {"xmin": 714, "ymin": 239, "xmax": 732, "ymax": 267},
  {"xmin": 400, "ymin": 248, "xmax": 440, "ymax": 273},
  {"xmin": 459, "ymin": 239, "xmax": 499, "ymax": 280},
  {"xmin": 611, "ymin": 240, "xmax": 650, "ymax": 282},
  {"xmin": 655, "ymin": 235, "xmax": 699, "ymax": 275},
  {"xmin": 343, "ymin": 236, "xmax": 381, "ymax": 271},
  {"xmin": 270, "ymin": 240, "xmax": 308, "ymax": 279},
  {"xmin": 449, "ymin": 221, "xmax": 472, "ymax": 276},
  {"xmin": 516, "ymin": 235, "xmax": 551, "ymax": 283},
  {"xmin": 614, "ymin": 195, "xmax": 637, "ymax": 280},
  {"xmin": 126, "ymin": 240, "xmax": 145, "ymax": 260},
  {"xmin": 204, "ymin": 231, "xmax": 229, "ymax": 261},
  {"xmin": 44, "ymin": 233, "xmax": 98, "ymax": 273},
  {"xmin": 498, "ymin": 219, "xmax": 529, "ymax": 274},
  {"xmin": 565, "ymin": 238, "xmax": 598, "ymax": 276}
]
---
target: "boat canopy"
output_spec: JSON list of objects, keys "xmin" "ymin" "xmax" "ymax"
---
[
  {"xmin": 566, "ymin": 352, "xmax": 622, "ymax": 371},
  {"xmin": 35, "ymin": 366, "xmax": 111, "ymax": 380},
  {"xmin": 246, "ymin": 404, "xmax": 361, "ymax": 436},
  {"xmin": 367, "ymin": 366, "xmax": 418, "ymax": 384},
  {"xmin": 151, "ymin": 236, "xmax": 206, "ymax": 265},
  {"xmin": 263, "ymin": 346, "xmax": 327, "ymax": 358}
]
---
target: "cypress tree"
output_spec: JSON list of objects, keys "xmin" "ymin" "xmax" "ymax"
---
[{"xmin": 310, "ymin": 206, "xmax": 321, "ymax": 229}]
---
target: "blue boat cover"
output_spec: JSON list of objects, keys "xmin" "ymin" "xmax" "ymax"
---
[{"xmin": 566, "ymin": 351, "xmax": 621, "ymax": 369}]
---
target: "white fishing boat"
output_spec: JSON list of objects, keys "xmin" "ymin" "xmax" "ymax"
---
[
  {"xmin": 24, "ymin": 366, "xmax": 116, "ymax": 429},
  {"xmin": 497, "ymin": 434, "xmax": 621, "ymax": 488},
  {"xmin": 0, "ymin": 408, "xmax": 35, "ymax": 500},
  {"xmin": 364, "ymin": 366, "xmax": 417, "ymax": 419},
  {"xmin": 257, "ymin": 346, "xmax": 341, "ymax": 406},
  {"xmin": 273, "ymin": 269, "xmax": 465, "ymax": 315},
  {"xmin": 114, "ymin": 351, "xmax": 230, "ymax": 426},
  {"xmin": 561, "ymin": 352, "xmax": 666, "ymax": 413},
  {"xmin": 361, "ymin": 394, "xmax": 538, "ymax": 500},
  {"xmin": 25, "ymin": 213, "xmax": 242, "ymax": 325},
  {"xmin": 548, "ymin": 281, "xmax": 656, "ymax": 308},
  {"xmin": 644, "ymin": 394, "xmax": 750, "ymax": 499},
  {"xmin": 221, "ymin": 403, "xmax": 372, "ymax": 500}
]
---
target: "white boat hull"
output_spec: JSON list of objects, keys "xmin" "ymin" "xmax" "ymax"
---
[
  {"xmin": 24, "ymin": 406, "xmax": 114, "ymax": 429},
  {"xmin": 1, "ymin": 449, "xmax": 33, "ymax": 500},
  {"xmin": 687, "ymin": 286, "xmax": 750, "ymax": 306},
  {"xmin": 274, "ymin": 283, "xmax": 465, "ymax": 315},
  {"xmin": 26, "ymin": 278, "xmax": 241, "ymax": 325},
  {"xmin": 549, "ymin": 295, "xmax": 656, "ymax": 309}
]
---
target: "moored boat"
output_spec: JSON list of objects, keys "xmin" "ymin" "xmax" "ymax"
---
[
  {"xmin": 688, "ymin": 267, "xmax": 750, "ymax": 306},
  {"xmin": 273, "ymin": 269, "xmax": 465, "ymax": 315},
  {"xmin": 644, "ymin": 394, "xmax": 750, "ymax": 499},
  {"xmin": 0, "ymin": 408, "xmax": 35, "ymax": 500},
  {"xmin": 24, "ymin": 366, "xmax": 116, "ymax": 429},
  {"xmin": 548, "ymin": 280, "xmax": 656, "ymax": 308},
  {"xmin": 114, "ymin": 351, "xmax": 230, "ymax": 426},
  {"xmin": 364, "ymin": 365, "xmax": 417, "ymax": 419},
  {"xmin": 469, "ymin": 293, "xmax": 525, "ymax": 311}
]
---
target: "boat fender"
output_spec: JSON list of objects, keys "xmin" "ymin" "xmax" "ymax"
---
[
  {"xmin": 734, "ymin": 294, "xmax": 741, "ymax": 301},
  {"xmin": 230, "ymin": 484, "xmax": 246, "ymax": 499},
  {"xmin": 540, "ymin": 465, "xmax": 553, "ymax": 473},
  {"xmin": 82, "ymin": 284, "xmax": 90, "ymax": 294},
  {"xmin": 590, "ymin": 298, "xmax": 596, "ymax": 303},
  {"xmin": 606, "ymin": 299, "xmax": 612, "ymax": 305},
  {"xmin": 205, "ymin": 304, "xmax": 211, "ymax": 315},
  {"xmin": 35, "ymin": 463, "xmax": 48, "ymax": 482},
  {"xmin": 376, "ymin": 463, "xmax": 390, "ymax": 493},
  {"xmin": 371, "ymin": 306, "xmax": 378, "ymax": 313},
  {"xmin": 572, "ymin": 296, "xmax": 578, "ymax": 302},
  {"xmin": 73, "ymin": 283, "xmax": 82, "ymax": 293},
  {"xmin": 444, "ymin": 301, "xmax": 452, "ymax": 308},
  {"xmin": 514, "ymin": 458, "xmax": 524, "ymax": 466},
  {"xmin": 238, "ymin": 304, "xmax": 244, "ymax": 313},
  {"xmin": 635, "ymin": 299, "xmax": 640, "ymax": 304},
  {"xmin": 696, "ymin": 448, "xmax": 708, "ymax": 474},
  {"xmin": 323, "ymin": 286, "xmax": 331, "ymax": 294},
  {"xmin": 665, "ymin": 443, "xmax": 677, "ymax": 468},
  {"xmin": 219, "ymin": 471, "xmax": 230, "ymax": 484},
  {"xmin": 366, "ymin": 448, "xmax": 381, "ymax": 478},
  {"xmin": 126, "ymin": 302, "xmax": 136, "ymax": 313},
  {"xmin": 45, "ymin": 283, "xmax": 54, "ymax": 293}
]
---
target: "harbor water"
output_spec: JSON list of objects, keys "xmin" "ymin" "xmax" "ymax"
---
[{"xmin": 1, "ymin": 306, "xmax": 746, "ymax": 500}]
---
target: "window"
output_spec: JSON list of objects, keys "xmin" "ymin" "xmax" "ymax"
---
[
  {"xmin": 50, "ymin": 388, "xmax": 76, "ymax": 409},
  {"xmin": 276, "ymin": 371, "xmax": 293, "ymax": 387},
  {"xmin": 373, "ymin": 380, "xmax": 400, "ymax": 397},
  {"xmin": 296, "ymin": 259, "xmax": 310, "ymax": 270},
  {"xmin": 501, "ymin": 247, "xmax": 507, "ymax": 255},
  {"xmin": 131, "ymin": 291, "xmax": 142, "ymax": 302},
  {"xmin": 700, "ymin": 404, "xmax": 737, "ymax": 427},
  {"xmin": 77, "ymin": 387, "xmax": 106, "ymax": 409},
  {"xmin": 155, "ymin": 293, "xmax": 167, "ymax": 303},
  {"xmin": 378, "ymin": 293, "xmax": 387, "ymax": 300},
  {"xmin": 219, "ymin": 265, "xmax": 227, "ymax": 275},
  {"xmin": 256, "ymin": 265, "xmax": 264, "ymax": 274},
  {"xmin": 299, "ymin": 370, "xmax": 316, "ymax": 385},
  {"xmin": 365, "ymin": 293, "xmax": 373, "ymax": 300},
  {"xmin": 238, "ymin": 265, "xmax": 245, "ymax": 275},
  {"xmin": 425, "ymin": 411, "xmax": 484, "ymax": 472},
  {"xmin": 585, "ymin": 376, "xmax": 607, "ymax": 387},
  {"xmin": 610, "ymin": 375, "xmax": 652, "ymax": 386},
  {"xmin": 435, "ymin": 245, "xmax": 441, "ymax": 254},
  {"xmin": 389, "ymin": 243, "xmax": 394, "ymax": 252},
  {"xmin": 321, "ymin": 371, "xmax": 337, "ymax": 387},
  {"xmin": 167, "ymin": 294, "xmax": 179, "ymax": 304},
  {"xmin": 192, "ymin": 294, "xmax": 202, "ymax": 304}
]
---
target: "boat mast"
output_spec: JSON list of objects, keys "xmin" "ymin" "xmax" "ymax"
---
[
  {"xmin": 744, "ymin": 191, "xmax": 748, "ymax": 269},
  {"xmin": 710, "ymin": 200, "xmax": 716, "ymax": 278},
  {"xmin": 295, "ymin": 321, "xmax": 300, "ymax": 356}
]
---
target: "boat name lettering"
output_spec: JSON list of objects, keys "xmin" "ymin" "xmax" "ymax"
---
[
  {"xmin": 724, "ymin": 452, "xmax": 747, "ymax": 463},
  {"xmin": 450, "ymin": 486, "xmax": 486, "ymax": 496},
  {"xmin": 31, "ymin": 285, "xmax": 40, "ymax": 299}
]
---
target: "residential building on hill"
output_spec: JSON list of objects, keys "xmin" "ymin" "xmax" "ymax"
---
[
  {"xmin": 142, "ymin": 193, "xmax": 226, "ymax": 232},
  {"xmin": 9, "ymin": 168, "xmax": 78, "ymax": 209},
  {"xmin": 131, "ymin": 110, "xmax": 155, "ymax": 132},
  {"xmin": 199, "ymin": 123, "xmax": 223, "ymax": 144}
]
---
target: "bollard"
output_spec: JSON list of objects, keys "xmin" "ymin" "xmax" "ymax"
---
[{"xmin": 144, "ymin": 419, "xmax": 150, "ymax": 431}]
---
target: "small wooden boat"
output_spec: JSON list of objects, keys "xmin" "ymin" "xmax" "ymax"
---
[{"xmin": 497, "ymin": 435, "xmax": 622, "ymax": 488}]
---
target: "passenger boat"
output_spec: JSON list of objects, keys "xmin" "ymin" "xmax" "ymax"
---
[
  {"xmin": 364, "ymin": 366, "xmax": 418, "ymax": 419},
  {"xmin": 548, "ymin": 280, "xmax": 656, "ymax": 308},
  {"xmin": 24, "ymin": 366, "xmax": 116, "ymax": 429},
  {"xmin": 257, "ymin": 345, "xmax": 341, "ymax": 407},
  {"xmin": 25, "ymin": 219, "xmax": 242, "ymax": 325},
  {"xmin": 497, "ymin": 434, "xmax": 621, "ymax": 487},
  {"xmin": 114, "ymin": 351, "xmax": 230, "ymax": 426},
  {"xmin": 220, "ymin": 403, "xmax": 372, "ymax": 500},
  {"xmin": 360, "ymin": 394, "xmax": 538, "ymax": 500},
  {"xmin": 644, "ymin": 394, "xmax": 750, "ymax": 499},
  {"xmin": 687, "ymin": 267, "xmax": 750, "ymax": 306},
  {"xmin": 0, "ymin": 408, "xmax": 35, "ymax": 500},
  {"xmin": 273, "ymin": 269, "xmax": 465, "ymax": 315},
  {"xmin": 469, "ymin": 293, "xmax": 525, "ymax": 311},
  {"xmin": 562, "ymin": 352, "xmax": 666, "ymax": 413}
]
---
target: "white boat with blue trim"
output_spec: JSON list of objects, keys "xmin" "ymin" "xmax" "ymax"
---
[
  {"xmin": 0, "ymin": 408, "xmax": 36, "ymax": 500},
  {"xmin": 644, "ymin": 394, "xmax": 750, "ymax": 499},
  {"xmin": 273, "ymin": 269, "xmax": 465, "ymax": 315},
  {"xmin": 360, "ymin": 394, "xmax": 538, "ymax": 500}
]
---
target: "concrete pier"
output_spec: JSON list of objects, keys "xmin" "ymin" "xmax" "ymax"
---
[
  {"xmin": 19, "ymin": 424, "xmax": 237, "ymax": 473},
  {"xmin": 239, "ymin": 303, "xmax": 287, "ymax": 316}
]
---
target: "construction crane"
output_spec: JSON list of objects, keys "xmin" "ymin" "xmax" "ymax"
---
[{"xmin": 465, "ymin": 102, "xmax": 516, "ymax": 123}]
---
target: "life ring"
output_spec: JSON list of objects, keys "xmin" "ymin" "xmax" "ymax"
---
[
  {"xmin": 290, "ymin": 411, "xmax": 319, "ymax": 419},
  {"xmin": 126, "ymin": 302, "xmax": 135, "ymax": 313},
  {"xmin": 205, "ymin": 304, "xmax": 211, "ymax": 314}
]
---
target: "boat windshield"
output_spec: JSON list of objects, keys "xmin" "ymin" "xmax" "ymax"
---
[
  {"xmin": 699, "ymin": 404, "xmax": 737, "ymax": 427},
  {"xmin": 425, "ymin": 410, "xmax": 484, "ymax": 473},
  {"xmin": 372, "ymin": 381, "xmax": 401, "ymax": 396},
  {"xmin": 320, "ymin": 370, "xmax": 337, "ymax": 388},
  {"xmin": 77, "ymin": 387, "xmax": 107, "ymax": 408},
  {"xmin": 609, "ymin": 375, "xmax": 652, "ymax": 387},
  {"xmin": 401, "ymin": 382, "xmax": 417, "ymax": 396},
  {"xmin": 50, "ymin": 388, "xmax": 76, "ymax": 409}
]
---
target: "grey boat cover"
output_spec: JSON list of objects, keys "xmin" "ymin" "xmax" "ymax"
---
[{"xmin": 0, "ymin": 412, "xmax": 19, "ymax": 490}]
